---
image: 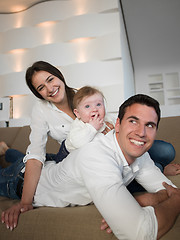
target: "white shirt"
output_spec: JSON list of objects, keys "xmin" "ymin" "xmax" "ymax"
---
[
  {"xmin": 65, "ymin": 118, "xmax": 106, "ymax": 152},
  {"xmin": 23, "ymin": 100, "xmax": 74, "ymax": 164},
  {"xmin": 34, "ymin": 130, "xmax": 175, "ymax": 240}
]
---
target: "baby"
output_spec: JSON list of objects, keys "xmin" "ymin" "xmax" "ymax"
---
[{"xmin": 55, "ymin": 86, "xmax": 114, "ymax": 162}]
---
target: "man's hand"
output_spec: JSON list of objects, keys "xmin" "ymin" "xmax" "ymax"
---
[
  {"xmin": 1, "ymin": 202, "xmax": 33, "ymax": 231},
  {"xmin": 102, "ymin": 121, "xmax": 114, "ymax": 135},
  {"xmin": 100, "ymin": 218, "xmax": 112, "ymax": 234},
  {"xmin": 162, "ymin": 182, "xmax": 180, "ymax": 198}
]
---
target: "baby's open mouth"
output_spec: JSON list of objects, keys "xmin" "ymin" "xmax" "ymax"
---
[{"xmin": 91, "ymin": 114, "xmax": 99, "ymax": 118}]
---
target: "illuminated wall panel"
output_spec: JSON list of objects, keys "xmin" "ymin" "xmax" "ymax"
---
[{"xmin": 0, "ymin": 0, "xmax": 134, "ymax": 127}]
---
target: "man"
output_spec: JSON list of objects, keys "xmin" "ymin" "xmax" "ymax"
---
[
  {"xmin": 2, "ymin": 94, "xmax": 180, "ymax": 239},
  {"xmin": 34, "ymin": 94, "xmax": 180, "ymax": 239}
]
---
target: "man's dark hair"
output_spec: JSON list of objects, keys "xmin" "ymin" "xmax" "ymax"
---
[{"xmin": 118, "ymin": 94, "xmax": 161, "ymax": 128}]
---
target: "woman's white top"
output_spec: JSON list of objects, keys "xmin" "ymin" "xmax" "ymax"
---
[{"xmin": 23, "ymin": 100, "xmax": 74, "ymax": 164}]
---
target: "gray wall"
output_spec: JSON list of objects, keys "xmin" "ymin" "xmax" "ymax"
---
[{"xmin": 121, "ymin": 0, "xmax": 180, "ymax": 117}]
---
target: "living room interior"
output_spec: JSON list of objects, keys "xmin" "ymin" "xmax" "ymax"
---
[
  {"xmin": 0, "ymin": 1, "xmax": 180, "ymax": 240},
  {"xmin": 0, "ymin": 0, "xmax": 179, "ymax": 128}
]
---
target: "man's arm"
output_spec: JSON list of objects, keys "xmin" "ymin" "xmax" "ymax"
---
[
  {"xmin": 135, "ymin": 153, "xmax": 176, "ymax": 193},
  {"xmin": 101, "ymin": 189, "xmax": 168, "ymax": 234},
  {"xmin": 155, "ymin": 182, "xmax": 180, "ymax": 239},
  {"xmin": 134, "ymin": 189, "xmax": 168, "ymax": 207},
  {"xmin": 79, "ymin": 144, "xmax": 158, "ymax": 239},
  {"xmin": 101, "ymin": 183, "xmax": 180, "ymax": 239},
  {"xmin": 79, "ymin": 140, "xmax": 180, "ymax": 239}
]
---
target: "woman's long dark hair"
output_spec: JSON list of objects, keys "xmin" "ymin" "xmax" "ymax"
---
[{"xmin": 26, "ymin": 61, "xmax": 76, "ymax": 111}]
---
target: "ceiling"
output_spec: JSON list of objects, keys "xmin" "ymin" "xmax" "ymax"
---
[{"xmin": 0, "ymin": 0, "xmax": 51, "ymax": 13}]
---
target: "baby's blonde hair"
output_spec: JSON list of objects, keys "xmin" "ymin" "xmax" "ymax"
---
[{"xmin": 73, "ymin": 86, "xmax": 104, "ymax": 109}]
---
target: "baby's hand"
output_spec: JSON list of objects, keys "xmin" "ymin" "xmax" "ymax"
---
[{"xmin": 89, "ymin": 113, "xmax": 104, "ymax": 131}]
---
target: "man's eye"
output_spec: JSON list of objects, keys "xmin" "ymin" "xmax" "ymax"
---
[
  {"xmin": 147, "ymin": 124, "xmax": 154, "ymax": 128},
  {"xmin": 130, "ymin": 120, "xmax": 136, "ymax": 124},
  {"xmin": 85, "ymin": 105, "xmax": 90, "ymax": 108}
]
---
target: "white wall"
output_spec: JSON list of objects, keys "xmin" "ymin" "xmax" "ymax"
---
[
  {"xmin": 0, "ymin": 0, "xmax": 134, "ymax": 126},
  {"xmin": 118, "ymin": 0, "xmax": 135, "ymax": 100},
  {"xmin": 121, "ymin": 0, "xmax": 180, "ymax": 117}
]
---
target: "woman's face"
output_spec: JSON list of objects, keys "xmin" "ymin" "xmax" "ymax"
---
[{"xmin": 32, "ymin": 70, "xmax": 67, "ymax": 105}]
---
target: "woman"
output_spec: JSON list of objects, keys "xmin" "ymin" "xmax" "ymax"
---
[
  {"xmin": 0, "ymin": 61, "xmax": 177, "ymax": 231},
  {"xmin": 1, "ymin": 61, "xmax": 77, "ymax": 230}
]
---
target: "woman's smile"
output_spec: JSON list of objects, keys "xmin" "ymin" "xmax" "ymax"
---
[{"xmin": 49, "ymin": 88, "xmax": 59, "ymax": 97}]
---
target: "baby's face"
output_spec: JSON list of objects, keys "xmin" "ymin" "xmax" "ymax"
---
[{"xmin": 74, "ymin": 93, "xmax": 105, "ymax": 123}]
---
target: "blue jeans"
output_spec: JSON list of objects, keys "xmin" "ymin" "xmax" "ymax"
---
[
  {"xmin": 5, "ymin": 141, "xmax": 69, "ymax": 164},
  {"xmin": 0, "ymin": 150, "xmax": 57, "ymax": 199},
  {"xmin": 55, "ymin": 140, "xmax": 69, "ymax": 163},
  {"xmin": 127, "ymin": 140, "xmax": 176, "ymax": 193},
  {"xmin": 0, "ymin": 157, "xmax": 25, "ymax": 199},
  {"xmin": 148, "ymin": 140, "xmax": 175, "ymax": 170}
]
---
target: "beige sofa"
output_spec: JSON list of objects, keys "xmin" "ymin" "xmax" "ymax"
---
[{"xmin": 0, "ymin": 116, "xmax": 180, "ymax": 240}]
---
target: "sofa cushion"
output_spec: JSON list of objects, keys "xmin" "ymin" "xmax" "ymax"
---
[
  {"xmin": 11, "ymin": 126, "xmax": 31, "ymax": 153},
  {"xmin": 0, "ymin": 197, "xmax": 118, "ymax": 240},
  {"xmin": 0, "ymin": 116, "xmax": 180, "ymax": 240},
  {"xmin": 0, "ymin": 127, "xmax": 21, "ymax": 149},
  {"xmin": 156, "ymin": 116, "xmax": 180, "ymax": 163}
]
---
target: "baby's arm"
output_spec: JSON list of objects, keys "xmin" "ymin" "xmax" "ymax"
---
[{"xmin": 65, "ymin": 118, "xmax": 101, "ymax": 151}]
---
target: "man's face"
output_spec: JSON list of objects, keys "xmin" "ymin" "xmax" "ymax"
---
[{"xmin": 115, "ymin": 103, "xmax": 158, "ymax": 165}]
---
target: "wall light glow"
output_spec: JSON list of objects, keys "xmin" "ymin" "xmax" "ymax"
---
[
  {"xmin": 14, "ymin": 16, "xmax": 24, "ymax": 28},
  {"xmin": 77, "ymin": 51, "xmax": 87, "ymax": 63},
  {"xmin": 37, "ymin": 21, "xmax": 57, "ymax": 27},
  {"xmin": 8, "ymin": 48, "xmax": 26, "ymax": 54},
  {"xmin": 8, "ymin": 48, "xmax": 27, "ymax": 72},
  {"xmin": 37, "ymin": 21, "xmax": 57, "ymax": 45},
  {"xmin": 74, "ymin": 0, "xmax": 87, "ymax": 15},
  {"xmin": 13, "ymin": 108, "xmax": 21, "ymax": 119},
  {"xmin": 11, "ymin": 5, "xmax": 26, "ymax": 13},
  {"xmin": 70, "ymin": 37, "xmax": 94, "ymax": 43},
  {"xmin": 70, "ymin": 37, "xmax": 94, "ymax": 63},
  {"xmin": 10, "ymin": 95, "xmax": 26, "ymax": 119}
]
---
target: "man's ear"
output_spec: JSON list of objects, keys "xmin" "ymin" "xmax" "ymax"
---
[
  {"xmin": 115, "ymin": 118, "xmax": 120, "ymax": 133},
  {"xmin": 73, "ymin": 109, "xmax": 80, "ymax": 119}
]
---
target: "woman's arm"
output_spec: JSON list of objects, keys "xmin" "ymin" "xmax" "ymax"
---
[
  {"xmin": 21, "ymin": 159, "xmax": 42, "ymax": 206},
  {"xmin": 1, "ymin": 159, "xmax": 42, "ymax": 231}
]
